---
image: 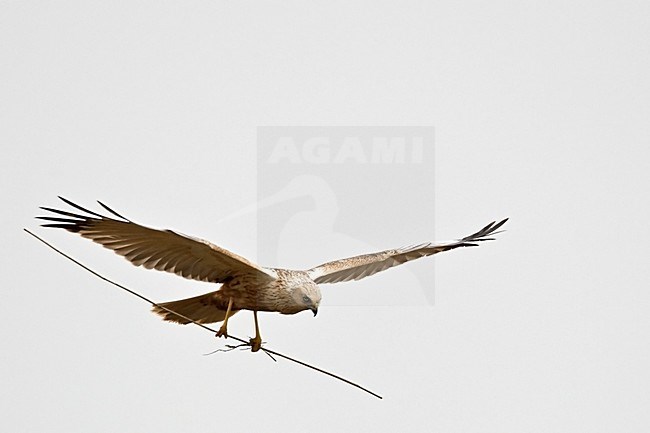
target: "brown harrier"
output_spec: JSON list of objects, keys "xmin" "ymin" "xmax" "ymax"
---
[{"xmin": 38, "ymin": 197, "xmax": 507, "ymax": 352}]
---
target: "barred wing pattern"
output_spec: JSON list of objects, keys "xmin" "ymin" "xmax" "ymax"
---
[
  {"xmin": 38, "ymin": 197, "xmax": 276, "ymax": 284},
  {"xmin": 307, "ymin": 218, "xmax": 508, "ymax": 284}
]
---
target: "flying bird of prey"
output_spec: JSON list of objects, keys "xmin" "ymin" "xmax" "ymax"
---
[{"xmin": 38, "ymin": 197, "xmax": 507, "ymax": 352}]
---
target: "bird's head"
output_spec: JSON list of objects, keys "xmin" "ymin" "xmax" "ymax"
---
[{"xmin": 290, "ymin": 279, "xmax": 322, "ymax": 317}]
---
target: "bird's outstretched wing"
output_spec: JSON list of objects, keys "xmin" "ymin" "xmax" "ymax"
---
[
  {"xmin": 38, "ymin": 197, "xmax": 276, "ymax": 283},
  {"xmin": 307, "ymin": 218, "xmax": 508, "ymax": 284}
]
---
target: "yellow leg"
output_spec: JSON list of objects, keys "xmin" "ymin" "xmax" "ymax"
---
[
  {"xmin": 250, "ymin": 311, "xmax": 262, "ymax": 352},
  {"xmin": 215, "ymin": 297, "xmax": 233, "ymax": 338}
]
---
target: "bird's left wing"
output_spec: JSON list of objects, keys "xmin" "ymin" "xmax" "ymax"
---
[
  {"xmin": 307, "ymin": 218, "xmax": 507, "ymax": 284},
  {"xmin": 37, "ymin": 197, "xmax": 276, "ymax": 283}
]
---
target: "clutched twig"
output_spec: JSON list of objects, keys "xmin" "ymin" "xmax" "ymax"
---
[
  {"xmin": 24, "ymin": 228, "xmax": 383, "ymax": 399},
  {"xmin": 203, "ymin": 342, "xmax": 253, "ymax": 355},
  {"xmin": 203, "ymin": 342, "xmax": 277, "ymax": 362}
]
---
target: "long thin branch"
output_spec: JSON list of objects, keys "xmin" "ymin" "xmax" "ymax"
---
[{"xmin": 24, "ymin": 228, "xmax": 383, "ymax": 400}]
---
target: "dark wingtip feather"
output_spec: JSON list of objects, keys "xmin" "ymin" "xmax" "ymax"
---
[
  {"xmin": 39, "ymin": 198, "xmax": 131, "ymax": 226},
  {"xmin": 39, "ymin": 206, "xmax": 87, "ymax": 219},
  {"xmin": 57, "ymin": 196, "xmax": 106, "ymax": 218},
  {"xmin": 97, "ymin": 200, "xmax": 130, "ymax": 222},
  {"xmin": 480, "ymin": 218, "xmax": 509, "ymax": 238},
  {"xmin": 36, "ymin": 216, "xmax": 83, "ymax": 223},
  {"xmin": 492, "ymin": 218, "xmax": 508, "ymax": 232},
  {"xmin": 462, "ymin": 217, "xmax": 509, "ymax": 242},
  {"xmin": 38, "ymin": 198, "xmax": 131, "ymax": 233},
  {"xmin": 40, "ymin": 223, "xmax": 83, "ymax": 232}
]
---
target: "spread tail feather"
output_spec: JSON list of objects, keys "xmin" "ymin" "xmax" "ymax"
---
[{"xmin": 151, "ymin": 291, "xmax": 239, "ymax": 325}]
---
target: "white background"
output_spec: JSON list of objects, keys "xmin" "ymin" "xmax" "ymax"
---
[{"xmin": 2, "ymin": 1, "xmax": 649, "ymax": 432}]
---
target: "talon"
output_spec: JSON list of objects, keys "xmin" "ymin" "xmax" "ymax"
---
[
  {"xmin": 249, "ymin": 336, "xmax": 262, "ymax": 352},
  {"xmin": 250, "ymin": 311, "xmax": 263, "ymax": 352},
  {"xmin": 215, "ymin": 326, "xmax": 228, "ymax": 339}
]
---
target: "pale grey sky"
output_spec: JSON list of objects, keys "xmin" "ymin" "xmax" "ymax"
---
[{"xmin": 2, "ymin": 1, "xmax": 649, "ymax": 432}]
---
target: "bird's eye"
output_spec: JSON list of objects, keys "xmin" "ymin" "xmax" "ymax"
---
[{"xmin": 302, "ymin": 295, "xmax": 311, "ymax": 304}]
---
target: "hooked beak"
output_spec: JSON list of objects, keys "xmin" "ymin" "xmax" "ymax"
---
[{"xmin": 311, "ymin": 307, "xmax": 318, "ymax": 317}]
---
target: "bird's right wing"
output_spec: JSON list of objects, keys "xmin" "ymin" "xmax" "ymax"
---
[
  {"xmin": 38, "ymin": 197, "xmax": 276, "ymax": 284},
  {"xmin": 307, "ymin": 218, "xmax": 507, "ymax": 284}
]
